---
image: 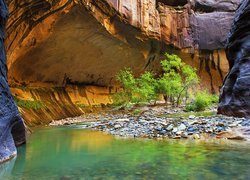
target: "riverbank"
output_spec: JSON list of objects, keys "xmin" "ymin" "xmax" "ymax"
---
[{"xmin": 50, "ymin": 106, "xmax": 250, "ymax": 141}]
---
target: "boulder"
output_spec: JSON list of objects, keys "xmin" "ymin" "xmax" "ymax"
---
[
  {"xmin": 218, "ymin": 0, "xmax": 250, "ymax": 117},
  {"xmin": 0, "ymin": 0, "xmax": 26, "ymax": 164}
]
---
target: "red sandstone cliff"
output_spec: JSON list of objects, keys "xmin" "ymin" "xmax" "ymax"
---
[
  {"xmin": 3, "ymin": 0, "xmax": 241, "ymax": 123},
  {"xmin": 6, "ymin": 0, "xmax": 240, "ymax": 91}
]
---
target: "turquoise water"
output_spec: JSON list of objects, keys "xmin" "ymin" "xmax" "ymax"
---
[{"xmin": 1, "ymin": 126, "xmax": 250, "ymax": 179}]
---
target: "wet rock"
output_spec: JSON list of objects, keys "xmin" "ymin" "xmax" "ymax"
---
[
  {"xmin": 159, "ymin": 130, "xmax": 167, "ymax": 135},
  {"xmin": 178, "ymin": 124, "xmax": 186, "ymax": 131},
  {"xmin": 218, "ymin": 0, "xmax": 250, "ymax": 117},
  {"xmin": 189, "ymin": 115, "xmax": 196, "ymax": 119},
  {"xmin": 172, "ymin": 128, "xmax": 178, "ymax": 133},
  {"xmin": 51, "ymin": 106, "xmax": 250, "ymax": 141},
  {"xmin": 176, "ymin": 131, "xmax": 183, "ymax": 136},
  {"xmin": 227, "ymin": 136, "xmax": 245, "ymax": 141},
  {"xmin": 114, "ymin": 124, "xmax": 122, "ymax": 129},
  {"xmin": 193, "ymin": 134, "xmax": 200, "ymax": 139},
  {"xmin": 241, "ymin": 121, "xmax": 250, "ymax": 126},
  {"xmin": 173, "ymin": 136, "xmax": 181, "ymax": 139},
  {"xmin": 181, "ymin": 132, "xmax": 188, "ymax": 138},
  {"xmin": 115, "ymin": 119, "xmax": 130, "ymax": 122},
  {"xmin": 166, "ymin": 124, "xmax": 174, "ymax": 131},
  {"xmin": 187, "ymin": 127, "xmax": 197, "ymax": 132},
  {"xmin": 0, "ymin": 0, "xmax": 26, "ymax": 163}
]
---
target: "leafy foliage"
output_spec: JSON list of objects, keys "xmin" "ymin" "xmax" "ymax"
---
[
  {"xmin": 114, "ymin": 53, "xmax": 200, "ymax": 107},
  {"xmin": 157, "ymin": 53, "xmax": 199, "ymax": 106},
  {"xmin": 134, "ymin": 72, "xmax": 157, "ymax": 103},
  {"xmin": 185, "ymin": 91, "xmax": 219, "ymax": 112},
  {"xmin": 14, "ymin": 97, "xmax": 44, "ymax": 110},
  {"xmin": 114, "ymin": 68, "xmax": 157, "ymax": 105}
]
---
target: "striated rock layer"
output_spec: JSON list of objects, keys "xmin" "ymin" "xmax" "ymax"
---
[
  {"xmin": 0, "ymin": 0, "xmax": 25, "ymax": 163},
  {"xmin": 11, "ymin": 85, "xmax": 116, "ymax": 126},
  {"xmin": 218, "ymin": 0, "xmax": 250, "ymax": 117}
]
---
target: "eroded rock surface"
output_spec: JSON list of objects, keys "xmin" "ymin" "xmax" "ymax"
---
[
  {"xmin": 0, "ymin": 0, "xmax": 25, "ymax": 163},
  {"xmin": 2, "ymin": 0, "xmax": 244, "ymax": 123},
  {"xmin": 218, "ymin": 0, "xmax": 250, "ymax": 117},
  {"xmin": 5, "ymin": 0, "xmax": 240, "ymax": 92}
]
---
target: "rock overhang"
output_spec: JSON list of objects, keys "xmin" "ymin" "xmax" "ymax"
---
[{"xmin": 4, "ymin": 0, "xmax": 241, "ymax": 92}]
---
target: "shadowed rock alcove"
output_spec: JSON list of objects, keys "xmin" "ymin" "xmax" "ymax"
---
[{"xmin": 8, "ymin": 4, "xmax": 157, "ymax": 87}]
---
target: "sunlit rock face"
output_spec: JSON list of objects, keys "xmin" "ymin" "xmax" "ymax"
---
[
  {"xmin": 5, "ymin": 0, "xmax": 240, "ymax": 91},
  {"xmin": 0, "ymin": 0, "xmax": 25, "ymax": 163},
  {"xmin": 218, "ymin": 0, "xmax": 250, "ymax": 117}
]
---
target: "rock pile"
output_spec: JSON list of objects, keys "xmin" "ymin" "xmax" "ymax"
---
[{"xmin": 50, "ymin": 107, "xmax": 250, "ymax": 140}]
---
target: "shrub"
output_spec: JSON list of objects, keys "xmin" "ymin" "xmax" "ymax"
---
[
  {"xmin": 132, "ymin": 109, "xmax": 143, "ymax": 115},
  {"xmin": 133, "ymin": 72, "xmax": 157, "ymax": 103},
  {"xmin": 115, "ymin": 69, "xmax": 157, "ymax": 105},
  {"xmin": 185, "ymin": 91, "xmax": 219, "ymax": 112},
  {"xmin": 114, "ymin": 68, "xmax": 137, "ymax": 105}
]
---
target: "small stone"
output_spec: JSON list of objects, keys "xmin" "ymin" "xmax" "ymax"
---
[
  {"xmin": 229, "ymin": 123, "xmax": 238, "ymax": 127},
  {"xmin": 178, "ymin": 124, "xmax": 186, "ymax": 131},
  {"xmin": 189, "ymin": 120, "xmax": 198, "ymax": 125},
  {"xmin": 192, "ymin": 134, "xmax": 200, "ymax": 139},
  {"xmin": 216, "ymin": 127, "xmax": 224, "ymax": 132},
  {"xmin": 115, "ymin": 119, "xmax": 130, "ymax": 122},
  {"xmin": 172, "ymin": 127, "xmax": 178, "ymax": 133},
  {"xmin": 218, "ymin": 122, "xmax": 225, "ymax": 127},
  {"xmin": 176, "ymin": 131, "xmax": 183, "ymax": 135},
  {"xmin": 158, "ymin": 130, "xmax": 166, "ymax": 135},
  {"xmin": 207, "ymin": 129, "xmax": 213, "ymax": 133},
  {"xmin": 114, "ymin": 124, "xmax": 122, "ymax": 129},
  {"xmin": 189, "ymin": 115, "xmax": 196, "ymax": 119},
  {"xmin": 227, "ymin": 136, "xmax": 245, "ymax": 141},
  {"xmin": 187, "ymin": 127, "xmax": 196, "ymax": 132},
  {"xmin": 181, "ymin": 132, "xmax": 188, "ymax": 138},
  {"xmin": 173, "ymin": 136, "xmax": 181, "ymax": 139},
  {"xmin": 241, "ymin": 121, "xmax": 250, "ymax": 126},
  {"xmin": 166, "ymin": 124, "xmax": 174, "ymax": 131}
]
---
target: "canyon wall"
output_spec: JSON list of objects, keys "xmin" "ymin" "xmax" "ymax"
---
[
  {"xmin": 3, "ymin": 0, "xmax": 240, "ymax": 123},
  {"xmin": 0, "ymin": 0, "xmax": 25, "ymax": 163},
  {"xmin": 6, "ymin": 0, "xmax": 239, "ymax": 88},
  {"xmin": 218, "ymin": 0, "xmax": 250, "ymax": 117}
]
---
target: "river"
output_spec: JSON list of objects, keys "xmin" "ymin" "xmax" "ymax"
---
[{"xmin": 1, "ymin": 126, "xmax": 250, "ymax": 179}]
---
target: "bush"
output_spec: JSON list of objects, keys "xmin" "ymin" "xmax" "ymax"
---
[
  {"xmin": 114, "ymin": 68, "xmax": 136, "ymax": 105},
  {"xmin": 185, "ymin": 91, "xmax": 219, "ymax": 112},
  {"xmin": 132, "ymin": 109, "xmax": 143, "ymax": 115},
  {"xmin": 133, "ymin": 72, "xmax": 157, "ymax": 103},
  {"xmin": 114, "ymin": 69, "xmax": 157, "ymax": 105}
]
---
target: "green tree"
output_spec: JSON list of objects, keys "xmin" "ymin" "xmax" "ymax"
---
[
  {"xmin": 114, "ymin": 68, "xmax": 136, "ymax": 105},
  {"xmin": 134, "ymin": 71, "xmax": 157, "ymax": 103},
  {"xmin": 114, "ymin": 53, "xmax": 199, "ymax": 107},
  {"xmin": 157, "ymin": 72, "xmax": 182, "ymax": 105},
  {"xmin": 157, "ymin": 53, "xmax": 199, "ymax": 106},
  {"xmin": 114, "ymin": 69, "xmax": 157, "ymax": 105}
]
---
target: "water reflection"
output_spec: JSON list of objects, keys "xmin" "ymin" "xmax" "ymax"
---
[
  {"xmin": 1, "ymin": 127, "xmax": 250, "ymax": 179},
  {"xmin": 0, "ymin": 157, "xmax": 16, "ymax": 178}
]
